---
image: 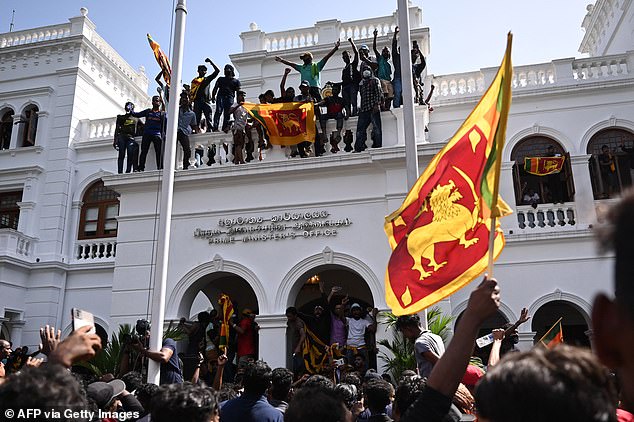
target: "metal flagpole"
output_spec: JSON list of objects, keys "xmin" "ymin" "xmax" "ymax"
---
[
  {"xmin": 147, "ymin": 0, "xmax": 187, "ymax": 384},
  {"xmin": 397, "ymin": 0, "xmax": 428, "ymax": 328}
]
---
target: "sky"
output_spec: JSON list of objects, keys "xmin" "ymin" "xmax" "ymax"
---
[{"xmin": 1, "ymin": 0, "xmax": 590, "ymax": 93}]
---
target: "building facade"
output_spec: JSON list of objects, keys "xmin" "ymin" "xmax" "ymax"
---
[{"xmin": 0, "ymin": 1, "xmax": 633, "ymax": 370}]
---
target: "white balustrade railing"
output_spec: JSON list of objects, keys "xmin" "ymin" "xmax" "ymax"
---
[
  {"xmin": 0, "ymin": 23, "xmax": 72, "ymax": 48},
  {"xmin": 572, "ymin": 54, "xmax": 630, "ymax": 80},
  {"xmin": 430, "ymin": 51, "xmax": 633, "ymax": 102},
  {"xmin": 87, "ymin": 117, "xmax": 117, "ymax": 140},
  {"xmin": 515, "ymin": 203, "xmax": 577, "ymax": 230},
  {"xmin": 338, "ymin": 16, "xmax": 397, "ymax": 42},
  {"xmin": 75, "ymin": 239, "xmax": 117, "ymax": 261},
  {"xmin": 0, "ymin": 229, "xmax": 36, "ymax": 261},
  {"xmin": 265, "ymin": 27, "xmax": 319, "ymax": 52}
]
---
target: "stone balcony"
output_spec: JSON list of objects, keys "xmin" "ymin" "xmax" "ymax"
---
[{"xmin": 0, "ymin": 229, "xmax": 36, "ymax": 262}]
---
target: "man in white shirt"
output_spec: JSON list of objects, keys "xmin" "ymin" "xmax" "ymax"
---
[
  {"xmin": 396, "ymin": 314, "xmax": 445, "ymax": 379},
  {"xmin": 345, "ymin": 303, "xmax": 377, "ymax": 371}
]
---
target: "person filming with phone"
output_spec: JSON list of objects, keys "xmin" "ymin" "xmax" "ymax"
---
[{"xmin": 124, "ymin": 319, "xmax": 183, "ymax": 385}]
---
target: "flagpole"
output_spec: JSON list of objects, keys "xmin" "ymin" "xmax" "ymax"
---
[
  {"xmin": 147, "ymin": 0, "xmax": 187, "ymax": 385},
  {"xmin": 486, "ymin": 33, "xmax": 513, "ymax": 279},
  {"xmin": 396, "ymin": 0, "xmax": 428, "ymax": 327}
]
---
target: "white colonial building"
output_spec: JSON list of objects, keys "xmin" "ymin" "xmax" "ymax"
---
[{"xmin": 0, "ymin": 1, "xmax": 632, "ymax": 370}]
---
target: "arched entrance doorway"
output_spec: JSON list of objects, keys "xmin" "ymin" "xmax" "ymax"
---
[
  {"xmin": 531, "ymin": 300, "xmax": 590, "ymax": 347},
  {"xmin": 286, "ymin": 264, "xmax": 375, "ymax": 371},
  {"xmin": 176, "ymin": 271, "xmax": 261, "ymax": 381}
]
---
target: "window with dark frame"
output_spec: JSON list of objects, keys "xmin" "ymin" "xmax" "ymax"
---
[
  {"xmin": 587, "ymin": 128, "xmax": 634, "ymax": 200},
  {"xmin": 0, "ymin": 190, "xmax": 23, "ymax": 230},
  {"xmin": 510, "ymin": 136, "xmax": 575, "ymax": 206},
  {"xmin": 78, "ymin": 181, "xmax": 120, "ymax": 239},
  {"xmin": 20, "ymin": 105, "xmax": 38, "ymax": 147},
  {"xmin": 0, "ymin": 110, "xmax": 14, "ymax": 150}
]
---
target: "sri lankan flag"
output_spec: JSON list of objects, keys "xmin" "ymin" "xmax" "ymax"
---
[
  {"xmin": 384, "ymin": 34, "xmax": 514, "ymax": 315},
  {"xmin": 244, "ymin": 102, "xmax": 316, "ymax": 146},
  {"xmin": 538, "ymin": 317, "xmax": 564, "ymax": 348},
  {"xmin": 218, "ymin": 294, "xmax": 234, "ymax": 352},
  {"xmin": 147, "ymin": 33, "xmax": 172, "ymax": 86},
  {"xmin": 524, "ymin": 156, "xmax": 565, "ymax": 176},
  {"xmin": 302, "ymin": 326, "xmax": 332, "ymax": 374}
]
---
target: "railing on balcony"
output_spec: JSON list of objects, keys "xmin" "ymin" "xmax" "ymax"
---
[
  {"xmin": 0, "ymin": 229, "xmax": 36, "ymax": 261},
  {"xmin": 75, "ymin": 239, "xmax": 117, "ymax": 261},
  {"xmin": 0, "ymin": 23, "xmax": 72, "ymax": 48},
  {"xmin": 429, "ymin": 51, "xmax": 633, "ymax": 102},
  {"xmin": 515, "ymin": 203, "xmax": 577, "ymax": 230}
]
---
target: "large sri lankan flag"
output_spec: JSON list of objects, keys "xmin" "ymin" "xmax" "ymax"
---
[
  {"xmin": 147, "ymin": 34, "xmax": 172, "ymax": 86},
  {"xmin": 244, "ymin": 102, "xmax": 316, "ymax": 146},
  {"xmin": 384, "ymin": 34, "xmax": 514, "ymax": 315},
  {"xmin": 218, "ymin": 294, "xmax": 234, "ymax": 352}
]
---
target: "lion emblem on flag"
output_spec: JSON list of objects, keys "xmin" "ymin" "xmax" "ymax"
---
[{"xmin": 406, "ymin": 180, "xmax": 480, "ymax": 281}]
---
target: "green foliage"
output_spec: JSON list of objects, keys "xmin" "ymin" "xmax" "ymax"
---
[{"xmin": 378, "ymin": 307, "xmax": 455, "ymax": 381}]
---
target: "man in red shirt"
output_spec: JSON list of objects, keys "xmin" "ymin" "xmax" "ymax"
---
[{"xmin": 233, "ymin": 309, "xmax": 259, "ymax": 365}]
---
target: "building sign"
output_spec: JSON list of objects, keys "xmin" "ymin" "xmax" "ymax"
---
[{"xmin": 193, "ymin": 210, "xmax": 352, "ymax": 244}]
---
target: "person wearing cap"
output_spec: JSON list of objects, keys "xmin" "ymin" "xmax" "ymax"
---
[
  {"xmin": 211, "ymin": 64, "xmax": 241, "ymax": 133},
  {"xmin": 190, "ymin": 58, "xmax": 220, "ymax": 132},
  {"xmin": 372, "ymin": 28, "xmax": 394, "ymax": 111},
  {"xmin": 354, "ymin": 69, "xmax": 383, "ymax": 152},
  {"xmin": 131, "ymin": 95, "xmax": 167, "ymax": 172},
  {"xmin": 233, "ymin": 308, "xmax": 259, "ymax": 365},
  {"xmin": 131, "ymin": 320, "xmax": 184, "ymax": 385},
  {"xmin": 87, "ymin": 378, "xmax": 144, "ymax": 416},
  {"xmin": 274, "ymin": 40, "xmax": 341, "ymax": 101},
  {"xmin": 345, "ymin": 303, "xmax": 378, "ymax": 372}
]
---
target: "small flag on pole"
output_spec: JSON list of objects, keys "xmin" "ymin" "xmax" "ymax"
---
[
  {"xmin": 538, "ymin": 317, "xmax": 564, "ymax": 348},
  {"xmin": 524, "ymin": 156, "xmax": 565, "ymax": 176},
  {"xmin": 244, "ymin": 102, "xmax": 316, "ymax": 146},
  {"xmin": 147, "ymin": 33, "xmax": 172, "ymax": 86},
  {"xmin": 384, "ymin": 34, "xmax": 514, "ymax": 316},
  {"xmin": 218, "ymin": 294, "xmax": 234, "ymax": 353}
]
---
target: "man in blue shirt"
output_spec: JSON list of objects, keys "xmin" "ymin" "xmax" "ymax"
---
[
  {"xmin": 220, "ymin": 360, "xmax": 283, "ymax": 422},
  {"xmin": 132, "ymin": 95, "xmax": 167, "ymax": 171},
  {"xmin": 132, "ymin": 319, "xmax": 183, "ymax": 385},
  {"xmin": 177, "ymin": 93, "xmax": 198, "ymax": 170}
]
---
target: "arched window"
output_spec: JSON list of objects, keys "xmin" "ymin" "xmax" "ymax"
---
[
  {"xmin": 19, "ymin": 105, "xmax": 38, "ymax": 147},
  {"xmin": 0, "ymin": 109, "xmax": 14, "ymax": 150},
  {"xmin": 586, "ymin": 128, "xmax": 634, "ymax": 199},
  {"xmin": 78, "ymin": 181, "xmax": 119, "ymax": 239},
  {"xmin": 510, "ymin": 136, "xmax": 574, "ymax": 205}
]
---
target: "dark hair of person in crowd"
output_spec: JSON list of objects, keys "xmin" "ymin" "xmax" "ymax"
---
[
  {"xmin": 150, "ymin": 382, "xmax": 218, "ymax": 422},
  {"xmin": 285, "ymin": 386, "xmax": 349, "ymax": 422},
  {"xmin": 303, "ymin": 374, "xmax": 334, "ymax": 390},
  {"xmin": 135, "ymin": 383, "xmax": 159, "ymax": 414},
  {"xmin": 0, "ymin": 365, "xmax": 89, "ymax": 422},
  {"xmin": 285, "ymin": 306, "xmax": 298, "ymax": 316},
  {"xmin": 242, "ymin": 360, "xmax": 273, "ymax": 395},
  {"xmin": 218, "ymin": 383, "xmax": 238, "ymax": 402},
  {"xmin": 393, "ymin": 375, "xmax": 425, "ymax": 419},
  {"xmin": 364, "ymin": 378, "xmax": 393, "ymax": 414},
  {"xmin": 270, "ymin": 367, "xmax": 293, "ymax": 401},
  {"xmin": 121, "ymin": 371, "xmax": 143, "ymax": 392},
  {"xmin": 394, "ymin": 314, "xmax": 420, "ymax": 331},
  {"xmin": 334, "ymin": 383, "xmax": 358, "ymax": 410},
  {"xmin": 475, "ymin": 344, "xmax": 616, "ymax": 422},
  {"xmin": 341, "ymin": 372, "xmax": 362, "ymax": 393}
]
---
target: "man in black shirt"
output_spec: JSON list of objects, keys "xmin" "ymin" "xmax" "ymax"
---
[
  {"xmin": 212, "ymin": 64, "xmax": 241, "ymax": 133},
  {"xmin": 113, "ymin": 102, "xmax": 140, "ymax": 174},
  {"xmin": 342, "ymin": 38, "xmax": 361, "ymax": 117},
  {"xmin": 190, "ymin": 58, "xmax": 220, "ymax": 132}
]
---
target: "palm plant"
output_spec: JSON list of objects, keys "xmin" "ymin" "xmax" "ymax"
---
[{"xmin": 378, "ymin": 307, "xmax": 454, "ymax": 381}]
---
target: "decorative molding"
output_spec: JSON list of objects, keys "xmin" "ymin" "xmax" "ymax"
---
[
  {"xmin": 527, "ymin": 289, "xmax": 592, "ymax": 326},
  {"xmin": 321, "ymin": 246, "xmax": 334, "ymax": 264},
  {"xmin": 212, "ymin": 254, "xmax": 224, "ymax": 271},
  {"xmin": 274, "ymin": 250, "xmax": 383, "ymax": 312},
  {"xmin": 504, "ymin": 125, "xmax": 577, "ymax": 161},
  {"xmin": 451, "ymin": 299, "xmax": 517, "ymax": 329},
  {"xmin": 579, "ymin": 117, "xmax": 634, "ymax": 153},
  {"xmin": 72, "ymin": 169, "xmax": 115, "ymax": 202},
  {"xmin": 0, "ymin": 87, "xmax": 54, "ymax": 102}
]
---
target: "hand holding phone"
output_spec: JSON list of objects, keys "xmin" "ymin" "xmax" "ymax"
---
[{"xmin": 72, "ymin": 308, "xmax": 96, "ymax": 335}]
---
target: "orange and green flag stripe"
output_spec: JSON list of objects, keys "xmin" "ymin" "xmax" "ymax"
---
[{"xmin": 539, "ymin": 317, "xmax": 564, "ymax": 348}]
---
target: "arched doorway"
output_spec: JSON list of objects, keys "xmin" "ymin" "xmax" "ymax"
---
[
  {"xmin": 531, "ymin": 300, "xmax": 590, "ymax": 347},
  {"xmin": 176, "ymin": 271, "xmax": 261, "ymax": 381},
  {"xmin": 510, "ymin": 136, "xmax": 574, "ymax": 205},
  {"xmin": 286, "ymin": 265, "xmax": 375, "ymax": 370}
]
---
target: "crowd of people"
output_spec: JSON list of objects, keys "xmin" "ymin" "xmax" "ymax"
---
[
  {"xmin": 113, "ymin": 28, "xmax": 431, "ymax": 172},
  {"xmin": 1, "ymin": 189, "xmax": 634, "ymax": 421}
]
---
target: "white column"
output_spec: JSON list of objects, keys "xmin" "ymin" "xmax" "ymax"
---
[
  {"xmin": 9, "ymin": 114, "xmax": 20, "ymax": 149},
  {"xmin": 34, "ymin": 111, "xmax": 49, "ymax": 147},
  {"xmin": 517, "ymin": 331, "xmax": 537, "ymax": 351},
  {"xmin": 16, "ymin": 201, "xmax": 35, "ymax": 236},
  {"xmin": 257, "ymin": 314, "xmax": 288, "ymax": 369},
  {"xmin": 569, "ymin": 154, "xmax": 596, "ymax": 227}
]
